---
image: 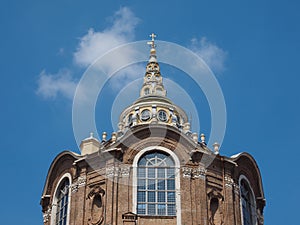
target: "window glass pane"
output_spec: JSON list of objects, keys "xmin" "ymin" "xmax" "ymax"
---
[
  {"xmin": 158, "ymin": 192, "xmax": 165, "ymax": 202},
  {"xmin": 148, "ymin": 191, "xmax": 156, "ymax": 202},
  {"xmin": 167, "ymin": 168, "xmax": 175, "ymax": 178},
  {"xmin": 157, "ymin": 168, "xmax": 165, "ymax": 178},
  {"xmin": 156, "ymin": 153, "xmax": 166, "ymax": 160},
  {"xmin": 138, "ymin": 168, "xmax": 146, "ymax": 178},
  {"xmin": 137, "ymin": 191, "xmax": 146, "ymax": 202},
  {"xmin": 147, "ymin": 179, "xmax": 156, "ymax": 190},
  {"xmin": 148, "ymin": 168, "xmax": 155, "ymax": 178},
  {"xmin": 65, "ymin": 194, "xmax": 68, "ymax": 203},
  {"xmin": 139, "ymin": 158, "xmax": 147, "ymax": 166},
  {"xmin": 146, "ymin": 153, "xmax": 156, "ymax": 161},
  {"xmin": 138, "ymin": 179, "xmax": 146, "ymax": 189},
  {"xmin": 137, "ymin": 203, "xmax": 146, "ymax": 214},
  {"xmin": 167, "ymin": 192, "xmax": 176, "ymax": 202},
  {"xmin": 158, "ymin": 204, "xmax": 166, "ymax": 215},
  {"xmin": 167, "ymin": 179, "xmax": 175, "ymax": 190},
  {"xmin": 148, "ymin": 204, "xmax": 156, "ymax": 215},
  {"xmin": 157, "ymin": 180, "xmax": 165, "ymax": 190},
  {"xmin": 63, "ymin": 203, "xmax": 68, "ymax": 215},
  {"xmin": 167, "ymin": 204, "xmax": 176, "ymax": 216},
  {"xmin": 165, "ymin": 157, "xmax": 174, "ymax": 166}
]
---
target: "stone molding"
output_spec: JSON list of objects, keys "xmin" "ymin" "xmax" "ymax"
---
[
  {"xmin": 119, "ymin": 165, "xmax": 131, "ymax": 177},
  {"xmin": 182, "ymin": 166, "xmax": 206, "ymax": 179},
  {"xmin": 105, "ymin": 167, "xmax": 117, "ymax": 178},
  {"xmin": 192, "ymin": 167, "xmax": 206, "ymax": 179},
  {"xmin": 224, "ymin": 175, "xmax": 240, "ymax": 195},
  {"xmin": 224, "ymin": 175, "xmax": 234, "ymax": 188},
  {"xmin": 182, "ymin": 167, "xmax": 192, "ymax": 177},
  {"xmin": 71, "ymin": 176, "xmax": 87, "ymax": 193},
  {"xmin": 106, "ymin": 165, "xmax": 131, "ymax": 178}
]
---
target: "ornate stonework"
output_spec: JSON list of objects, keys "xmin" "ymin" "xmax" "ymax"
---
[
  {"xmin": 42, "ymin": 206, "xmax": 51, "ymax": 223},
  {"xmin": 119, "ymin": 165, "xmax": 130, "ymax": 177},
  {"xmin": 182, "ymin": 166, "xmax": 206, "ymax": 179},
  {"xmin": 87, "ymin": 185, "xmax": 105, "ymax": 225},
  {"xmin": 182, "ymin": 167, "xmax": 192, "ymax": 178},
  {"xmin": 224, "ymin": 175, "xmax": 234, "ymax": 188},
  {"xmin": 192, "ymin": 166, "xmax": 207, "ymax": 179},
  {"xmin": 105, "ymin": 166, "xmax": 117, "ymax": 178},
  {"xmin": 71, "ymin": 176, "xmax": 87, "ymax": 193}
]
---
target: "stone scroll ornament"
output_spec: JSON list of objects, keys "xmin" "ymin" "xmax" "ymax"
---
[{"xmin": 87, "ymin": 185, "xmax": 105, "ymax": 225}]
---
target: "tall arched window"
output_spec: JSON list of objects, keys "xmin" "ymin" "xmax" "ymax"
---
[
  {"xmin": 55, "ymin": 178, "xmax": 69, "ymax": 225},
  {"xmin": 240, "ymin": 177, "xmax": 256, "ymax": 225},
  {"xmin": 51, "ymin": 174, "xmax": 71, "ymax": 225},
  {"xmin": 137, "ymin": 151, "xmax": 176, "ymax": 216}
]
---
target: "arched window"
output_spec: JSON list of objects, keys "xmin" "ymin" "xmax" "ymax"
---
[
  {"xmin": 144, "ymin": 88, "xmax": 150, "ymax": 96},
  {"xmin": 51, "ymin": 174, "xmax": 71, "ymax": 225},
  {"xmin": 128, "ymin": 114, "xmax": 133, "ymax": 126},
  {"xmin": 240, "ymin": 177, "xmax": 256, "ymax": 225},
  {"xmin": 55, "ymin": 179, "xmax": 69, "ymax": 225},
  {"xmin": 137, "ymin": 151, "xmax": 176, "ymax": 216}
]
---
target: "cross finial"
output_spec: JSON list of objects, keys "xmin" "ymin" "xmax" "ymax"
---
[
  {"xmin": 147, "ymin": 33, "xmax": 157, "ymax": 49},
  {"xmin": 150, "ymin": 33, "xmax": 156, "ymax": 41}
]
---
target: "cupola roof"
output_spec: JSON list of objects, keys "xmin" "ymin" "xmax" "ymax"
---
[{"xmin": 117, "ymin": 34, "xmax": 190, "ymax": 135}]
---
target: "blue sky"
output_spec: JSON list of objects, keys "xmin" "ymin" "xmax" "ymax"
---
[{"xmin": 1, "ymin": 0, "xmax": 300, "ymax": 224}]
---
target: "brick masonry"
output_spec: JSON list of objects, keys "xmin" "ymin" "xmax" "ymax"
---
[{"xmin": 40, "ymin": 126, "xmax": 265, "ymax": 225}]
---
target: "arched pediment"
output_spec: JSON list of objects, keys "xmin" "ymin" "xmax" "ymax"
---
[
  {"xmin": 231, "ymin": 152, "xmax": 265, "ymax": 201},
  {"xmin": 41, "ymin": 151, "xmax": 81, "ymax": 198}
]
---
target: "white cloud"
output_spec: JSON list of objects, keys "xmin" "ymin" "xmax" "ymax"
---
[
  {"xmin": 190, "ymin": 37, "xmax": 227, "ymax": 73},
  {"xmin": 37, "ymin": 7, "xmax": 227, "ymax": 102},
  {"xmin": 37, "ymin": 7, "xmax": 141, "ymax": 100},
  {"xmin": 109, "ymin": 65, "xmax": 145, "ymax": 91},
  {"xmin": 36, "ymin": 69, "xmax": 77, "ymax": 100},
  {"xmin": 74, "ymin": 7, "xmax": 140, "ymax": 67},
  {"xmin": 73, "ymin": 6, "xmax": 143, "ymax": 92}
]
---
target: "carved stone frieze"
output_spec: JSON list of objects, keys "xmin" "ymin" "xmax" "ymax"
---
[
  {"xmin": 182, "ymin": 167, "xmax": 192, "ymax": 178},
  {"xmin": 182, "ymin": 166, "xmax": 206, "ymax": 179},
  {"xmin": 71, "ymin": 176, "xmax": 87, "ymax": 193},
  {"xmin": 119, "ymin": 165, "xmax": 130, "ymax": 177},
  {"xmin": 224, "ymin": 175, "xmax": 234, "ymax": 188},
  {"xmin": 192, "ymin": 167, "xmax": 207, "ymax": 180},
  {"xmin": 105, "ymin": 166, "xmax": 120, "ymax": 178}
]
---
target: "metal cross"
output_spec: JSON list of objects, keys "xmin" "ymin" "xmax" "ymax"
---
[
  {"xmin": 150, "ymin": 33, "xmax": 156, "ymax": 41},
  {"xmin": 147, "ymin": 33, "xmax": 157, "ymax": 48}
]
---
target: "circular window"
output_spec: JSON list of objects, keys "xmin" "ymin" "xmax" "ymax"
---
[
  {"xmin": 158, "ymin": 110, "xmax": 168, "ymax": 122},
  {"xmin": 141, "ymin": 109, "xmax": 151, "ymax": 121}
]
